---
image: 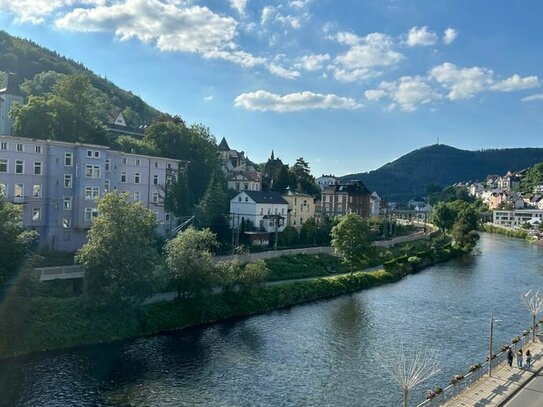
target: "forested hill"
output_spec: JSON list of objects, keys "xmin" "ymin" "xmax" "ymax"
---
[
  {"xmin": 341, "ymin": 144, "xmax": 543, "ymax": 201},
  {"xmin": 0, "ymin": 30, "xmax": 160, "ymax": 125}
]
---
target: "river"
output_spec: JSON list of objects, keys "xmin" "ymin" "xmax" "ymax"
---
[{"xmin": 1, "ymin": 233, "xmax": 543, "ymax": 406}]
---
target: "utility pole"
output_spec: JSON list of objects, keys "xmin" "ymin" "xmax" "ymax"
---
[{"xmin": 274, "ymin": 215, "xmax": 279, "ymax": 252}]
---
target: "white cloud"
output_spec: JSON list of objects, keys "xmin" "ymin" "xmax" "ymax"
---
[
  {"xmin": 430, "ymin": 62, "xmax": 540, "ymax": 99},
  {"xmin": 234, "ymin": 90, "xmax": 363, "ymax": 112},
  {"xmin": 364, "ymin": 89, "xmax": 387, "ymax": 101},
  {"xmin": 260, "ymin": 6, "xmax": 275, "ymax": 24},
  {"xmin": 260, "ymin": 5, "xmax": 307, "ymax": 29},
  {"xmin": 294, "ymin": 53, "xmax": 330, "ymax": 71},
  {"xmin": 490, "ymin": 74, "xmax": 540, "ymax": 92},
  {"xmin": 205, "ymin": 50, "xmax": 266, "ymax": 68},
  {"xmin": 521, "ymin": 93, "xmax": 543, "ymax": 102},
  {"xmin": 331, "ymin": 32, "xmax": 403, "ymax": 82},
  {"xmin": 229, "ymin": 0, "xmax": 247, "ymax": 16},
  {"xmin": 406, "ymin": 26, "xmax": 438, "ymax": 47},
  {"xmin": 443, "ymin": 28, "xmax": 457, "ymax": 45},
  {"xmin": 429, "ymin": 62, "xmax": 494, "ymax": 100},
  {"xmin": 366, "ymin": 76, "xmax": 441, "ymax": 111},
  {"xmin": 56, "ymin": 1, "xmax": 238, "ymax": 54},
  {"xmin": 0, "ymin": 0, "xmax": 104, "ymax": 24},
  {"xmin": 203, "ymin": 95, "xmax": 215, "ymax": 102},
  {"xmin": 266, "ymin": 63, "xmax": 301, "ymax": 79},
  {"xmin": 290, "ymin": 0, "xmax": 311, "ymax": 8}
]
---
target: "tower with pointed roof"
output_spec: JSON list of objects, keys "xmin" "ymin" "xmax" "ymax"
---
[{"xmin": 0, "ymin": 72, "xmax": 24, "ymax": 135}]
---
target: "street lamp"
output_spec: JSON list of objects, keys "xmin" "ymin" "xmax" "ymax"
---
[{"xmin": 489, "ymin": 315, "xmax": 502, "ymax": 377}]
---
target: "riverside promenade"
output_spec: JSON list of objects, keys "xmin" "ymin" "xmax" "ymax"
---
[{"xmin": 438, "ymin": 339, "xmax": 543, "ymax": 407}]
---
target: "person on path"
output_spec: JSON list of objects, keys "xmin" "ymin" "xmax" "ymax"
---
[
  {"xmin": 526, "ymin": 349, "xmax": 532, "ymax": 368},
  {"xmin": 507, "ymin": 348, "xmax": 514, "ymax": 367},
  {"xmin": 517, "ymin": 349, "xmax": 523, "ymax": 368}
]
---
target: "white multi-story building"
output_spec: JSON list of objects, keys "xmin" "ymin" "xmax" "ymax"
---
[
  {"xmin": 493, "ymin": 209, "xmax": 543, "ymax": 228},
  {"xmin": 230, "ymin": 190, "xmax": 288, "ymax": 233},
  {"xmin": 0, "ymin": 135, "xmax": 181, "ymax": 251},
  {"xmin": 316, "ymin": 174, "xmax": 339, "ymax": 191}
]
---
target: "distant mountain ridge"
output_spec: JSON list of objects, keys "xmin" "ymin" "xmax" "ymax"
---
[{"xmin": 341, "ymin": 144, "xmax": 543, "ymax": 201}]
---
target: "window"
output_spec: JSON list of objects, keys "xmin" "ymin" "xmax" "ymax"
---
[
  {"xmin": 33, "ymin": 161, "xmax": 42, "ymax": 175},
  {"xmin": 165, "ymin": 212, "xmax": 170, "ymax": 221},
  {"xmin": 63, "ymin": 218, "xmax": 71, "ymax": 228},
  {"xmin": 35, "ymin": 145, "xmax": 42, "ymax": 154},
  {"xmin": 85, "ymin": 165, "xmax": 101, "ymax": 178},
  {"xmin": 153, "ymin": 175, "xmax": 159, "ymax": 185},
  {"xmin": 87, "ymin": 150, "xmax": 93, "ymax": 158},
  {"xmin": 244, "ymin": 183, "xmax": 249, "ymax": 190},
  {"xmin": 32, "ymin": 208, "xmax": 41, "ymax": 221},
  {"xmin": 260, "ymin": 208, "xmax": 263, "ymax": 215},
  {"xmin": 134, "ymin": 192, "xmax": 140, "ymax": 202},
  {"xmin": 134, "ymin": 172, "xmax": 141, "ymax": 184},
  {"xmin": 84, "ymin": 208, "xmax": 99, "ymax": 221},
  {"xmin": 0, "ymin": 142, "xmax": 7, "ymax": 150},
  {"xmin": 16, "ymin": 143, "xmax": 23, "ymax": 152},
  {"xmin": 64, "ymin": 153, "xmax": 73, "ymax": 166},
  {"xmin": 121, "ymin": 158, "xmax": 127, "ymax": 165},
  {"xmin": 14, "ymin": 184, "xmax": 23, "ymax": 203},
  {"xmin": 245, "ymin": 197, "xmax": 248, "ymax": 202},
  {"xmin": 63, "ymin": 197, "xmax": 72, "ymax": 210},
  {"xmin": 154, "ymin": 162, "xmax": 158, "ymax": 168},
  {"xmin": 104, "ymin": 179, "xmax": 110, "ymax": 192},
  {"xmin": 152, "ymin": 192, "xmax": 159, "ymax": 204},
  {"xmin": 238, "ymin": 196, "xmax": 242, "ymax": 201},
  {"xmin": 135, "ymin": 159, "xmax": 140, "ymax": 166},
  {"xmin": 105, "ymin": 159, "xmax": 110, "ymax": 172},
  {"xmin": 15, "ymin": 160, "xmax": 24, "ymax": 174},
  {"xmin": 0, "ymin": 183, "xmax": 6, "ymax": 196},
  {"xmin": 0, "ymin": 159, "xmax": 7, "ymax": 173},
  {"xmin": 85, "ymin": 187, "xmax": 100, "ymax": 200},
  {"xmin": 33, "ymin": 185, "xmax": 41, "ymax": 198},
  {"xmin": 167, "ymin": 163, "xmax": 172, "ymax": 169},
  {"xmin": 121, "ymin": 171, "xmax": 127, "ymax": 183},
  {"xmin": 94, "ymin": 151, "xmax": 100, "ymax": 159},
  {"xmin": 64, "ymin": 174, "xmax": 72, "ymax": 188}
]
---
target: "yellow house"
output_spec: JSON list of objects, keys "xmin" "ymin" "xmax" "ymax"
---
[{"xmin": 281, "ymin": 188, "xmax": 315, "ymax": 229}]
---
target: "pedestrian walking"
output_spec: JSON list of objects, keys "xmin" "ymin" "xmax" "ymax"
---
[
  {"xmin": 526, "ymin": 349, "xmax": 532, "ymax": 368},
  {"xmin": 517, "ymin": 349, "xmax": 523, "ymax": 368},
  {"xmin": 507, "ymin": 348, "xmax": 514, "ymax": 367}
]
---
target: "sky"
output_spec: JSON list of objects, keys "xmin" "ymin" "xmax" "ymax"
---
[{"xmin": 1, "ymin": 0, "xmax": 543, "ymax": 177}]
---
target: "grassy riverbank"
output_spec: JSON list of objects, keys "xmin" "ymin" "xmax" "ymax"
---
[
  {"xmin": 480, "ymin": 224, "xmax": 533, "ymax": 240},
  {"xmin": 0, "ymin": 244, "xmax": 465, "ymax": 359}
]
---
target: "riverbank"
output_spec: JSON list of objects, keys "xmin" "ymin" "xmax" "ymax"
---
[
  {"xmin": 0, "ymin": 244, "xmax": 465, "ymax": 360},
  {"xmin": 481, "ymin": 224, "xmax": 536, "ymax": 241}
]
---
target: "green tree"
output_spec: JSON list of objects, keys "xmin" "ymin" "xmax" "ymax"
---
[
  {"xmin": 10, "ymin": 96, "xmax": 51, "ymax": 139},
  {"xmin": 299, "ymin": 218, "xmax": 318, "ymax": 244},
  {"xmin": 194, "ymin": 174, "xmax": 229, "ymax": 229},
  {"xmin": 20, "ymin": 71, "xmax": 65, "ymax": 97},
  {"xmin": 431, "ymin": 202, "xmax": 457, "ymax": 232},
  {"xmin": 331, "ymin": 213, "xmax": 372, "ymax": 271},
  {"xmin": 75, "ymin": 192, "xmax": 159, "ymax": 306},
  {"xmin": 165, "ymin": 227, "xmax": 217, "ymax": 298},
  {"xmin": 0, "ymin": 196, "xmax": 38, "ymax": 288},
  {"xmin": 290, "ymin": 157, "xmax": 320, "ymax": 195},
  {"xmin": 279, "ymin": 226, "xmax": 299, "ymax": 246}
]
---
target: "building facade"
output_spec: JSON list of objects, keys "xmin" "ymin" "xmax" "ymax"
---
[
  {"xmin": 281, "ymin": 188, "xmax": 315, "ymax": 229},
  {"xmin": 230, "ymin": 190, "xmax": 288, "ymax": 233},
  {"xmin": 316, "ymin": 174, "xmax": 339, "ymax": 191},
  {"xmin": 0, "ymin": 135, "xmax": 180, "ymax": 251},
  {"xmin": 320, "ymin": 180, "xmax": 371, "ymax": 218},
  {"xmin": 493, "ymin": 209, "xmax": 543, "ymax": 228},
  {"xmin": 218, "ymin": 137, "xmax": 262, "ymax": 192}
]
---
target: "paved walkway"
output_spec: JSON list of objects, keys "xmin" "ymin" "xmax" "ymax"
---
[{"xmin": 441, "ymin": 340, "xmax": 543, "ymax": 407}]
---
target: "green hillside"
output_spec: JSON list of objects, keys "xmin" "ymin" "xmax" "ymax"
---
[
  {"xmin": 342, "ymin": 144, "xmax": 543, "ymax": 201},
  {"xmin": 0, "ymin": 30, "xmax": 160, "ymax": 125}
]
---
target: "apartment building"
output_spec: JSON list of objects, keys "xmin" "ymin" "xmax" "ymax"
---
[
  {"xmin": 320, "ymin": 180, "xmax": 371, "ymax": 218},
  {"xmin": 493, "ymin": 209, "xmax": 543, "ymax": 228},
  {"xmin": 281, "ymin": 188, "xmax": 315, "ymax": 229},
  {"xmin": 0, "ymin": 135, "xmax": 181, "ymax": 251}
]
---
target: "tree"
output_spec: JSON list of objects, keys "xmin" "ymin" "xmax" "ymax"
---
[
  {"xmin": 431, "ymin": 202, "xmax": 457, "ymax": 232},
  {"xmin": 523, "ymin": 290, "xmax": 543, "ymax": 343},
  {"xmin": 165, "ymin": 226, "xmax": 217, "ymax": 298},
  {"xmin": 290, "ymin": 157, "xmax": 320, "ymax": 195},
  {"xmin": 331, "ymin": 213, "xmax": 372, "ymax": 271},
  {"xmin": 299, "ymin": 218, "xmax": 318, "ymax": 245},
  {"xmin": 279, "ymin": 226, "xmax": 299, "ymax": 246},
  {"xmin": 215, "ymin": 258, "xmax": 270, "ymax": 293},
  {"xmin": 194, "ymin": 174, "xmax": 229, "ymax": 230},
  {"xmin": 75, "ymin": 192, "xmax": 159, "ymax": 306},
  {"xmin": 0, "ymin": 196, "xmax": 37, "ymax": 288}
]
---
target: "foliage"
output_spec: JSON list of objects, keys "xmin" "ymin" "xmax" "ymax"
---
[
  {"xmin": 75, "ymin": 192, "xmax": 159, "ymax": 306},
  {"xmin": 428, "ymin": 185, "xmax": 474, "ymax": 205},
  {"xmin": 279, "ymin": 226, "xmax": 299, "ymax": 246},
  {"xmin": 290, "ymin": 157, "xmax": 320, "ymax": 195},
  {"xmin": 431, "ymin": 202, "xmax": 457, "ymax": 232},
  {"xmin": 518, "ymin": 162, "xmax": 543, "ymax": 194},
  {"xmin": 331, "ymin": 213, "xmax": 373, "ymax": 270},
  {"xmin": 265, "ymin": 253, "xmax": 349, "ymax": 281},
  {"xmin": 0, "ymin": 196, "xmax": 38, "ymax": 287},
  {"xmin": 341, "ymin": 144, "xmax": 543, "ymax": 201},
  {"xmin": 164, "ymin": 227, "xmax": 217, "ymax": 298},
  {"xmin": 194, "ymin": 174, "xmax": 229, "ymax": 229},
  {"xmin": 299, "ymin": 218, "xmax": 318, "ymax": 244}
]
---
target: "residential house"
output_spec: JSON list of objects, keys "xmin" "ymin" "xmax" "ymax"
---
[
  {"xmin": 316, "ymin": 174, "xmax": 339, "ymax": 191},
  {"xmin": 0, "ymin": 134, "xmax": 181, "ymax": 251},
  {"xmin": 219, "ymin": 137, "xmax": 262, "ymax": 192},
  {"xmin": 281, "ymin": 187, "xmax": 315, "ymax": 228},
  {"xmin": 105, "ymin": 109, "xmax": 145, "ymax": 139},
  {"xmin": 493, "ymin": 209, "xmax": 543, "ymax": 228},
  {"xmin": 230, "ymin": 190, "xmax": 288, "ymax": 233},
  {"xmin": 320, "ymin": 180, "xmax": 371, "ymax": 218}
]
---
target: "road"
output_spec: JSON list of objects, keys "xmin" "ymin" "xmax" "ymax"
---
[{"xmin": 503, "ymin": 372, "xmax": 543, "ymax": 407}]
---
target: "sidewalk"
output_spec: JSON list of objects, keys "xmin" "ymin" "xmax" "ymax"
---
[{"xmin": 441, "ymin": 340, "xmax": 543, "ymax": 407}]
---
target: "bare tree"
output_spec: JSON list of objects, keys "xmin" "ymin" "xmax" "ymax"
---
[
  {"xmin": 378, "ymin": 339, "xmax": 441, "ymax": 407},
  {"xmin": 523, "ymin": 289, "xmax": 543, "ymax": 342}
]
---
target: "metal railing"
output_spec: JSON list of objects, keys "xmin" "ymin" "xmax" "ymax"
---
[
  {"xmin": 415, "ymin": 330, "xmax": 535, "ymax": 407},
  {"xmin": 35, "ymin": 265, "xmax": 84, "ymax": 281}
]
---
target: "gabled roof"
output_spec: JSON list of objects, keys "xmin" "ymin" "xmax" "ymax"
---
[
  {"xmin": 218, "ymin": 137, "xmax": 230, "ymax": 150},
  {"xmin": 239, "ymin": 190, "xmax": 288, "ymax": 204}
]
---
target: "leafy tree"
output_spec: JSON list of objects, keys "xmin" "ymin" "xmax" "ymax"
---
[
  {"xmin": 10, "ymin": 96, "xmax": 51, "ymax": 140},
  {"xmin": 194, "ymin": 174, "xmax": 229, "ymax": 229},
  {"xmin": 272, "ymin": 164, "xmax": 294, "ymax": 190},
  {"xmin": 75, "ymin": 192, "xmax": 159, "ymax": 306},
  {"xmin": 113, "ymin": 135, "xmax": 158, "ymax": 156},
  {"xmin": 238, "ymin": 260, "xmax": 269, "ymax": 290},
  {"xmin": 165, "ymin": 227, "xmax": 217, "ymax": 298},
  {"xmin": 520, "ymin": 163, "xmax": 543, "ymax": 193},
  {"xmin": 431, "ymin": 202, "xmax": 457, "ymax": 232},
  {"xmin": 452, "ymin": 217, "xmax": 480, "ymax": 250},
  {"xmin": 0, "ymin": 196, "xmax": 38, "ymax": 288},
  {"xmin": 279, "ymin": 226, "xmax": 299, "ymax": 246},
  {"xmin": 522, "ymin": 222, "xmax": 532, "ymax": 230},
  {"xmin": 299, "ymin": 218, "xmax": 318, "ymax": 244},
  {"xmin": 215, "ymin": 258, "xmax": 270, "ymax": 293},
  {"xmin": 20, "ymin": 71, "xmax": 65, "ymax": 97},
  {"xmin": 290, "ymin": 157, "xmax": 320, "ymax": 195},
  {"xmin": 331, "ymin": 213, "xmax": 372, "ymax": 271}
]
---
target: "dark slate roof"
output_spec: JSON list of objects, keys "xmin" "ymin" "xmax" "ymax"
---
[
  {"xmin": 0, "ymin": 72, "xmax": 23, "ymax": 97},
  {"xmin": 218, "ymin": 137, "xmax": 230, "ymax": 150},
  {"xmin": 243, "ymin": 191, "xmax": 288, "ymax": 204}
]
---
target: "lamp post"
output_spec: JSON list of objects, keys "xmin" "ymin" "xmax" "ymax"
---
[{"xmin": 489, "ymin": 315, "xmax": 502, "ymax": 377}]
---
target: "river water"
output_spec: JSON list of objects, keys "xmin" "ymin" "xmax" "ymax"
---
[{"xmin": 1, "ymin": 233, "xmax": 543, "ymax": 407}]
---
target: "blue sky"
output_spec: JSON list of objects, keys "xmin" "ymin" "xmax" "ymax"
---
[{"xmin": 1, "ymin": 0, "xmax": 543, "ymax": 176}]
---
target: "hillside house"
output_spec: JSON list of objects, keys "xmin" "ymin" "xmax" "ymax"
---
[{"xmin": 230, "ymin": 190, "xmax": 288, "ymax": 233}]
